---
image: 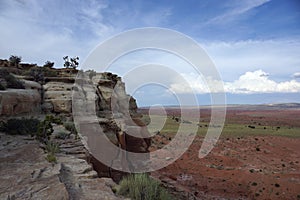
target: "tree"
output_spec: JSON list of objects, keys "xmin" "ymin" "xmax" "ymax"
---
[
  {"xmin": 29, "ymin": 67, "xmax": 44, "ymax": 84},
  {"xmin": 9, "ymin": 55, "xmax": 22, "ymax": 67},
  {"xmin": 63, "ymin": 56, "xmax": 79, "ymax": 69},
  {"xmin": 43, "ymin": 61, "xmax": 54, "ymax": 68}
]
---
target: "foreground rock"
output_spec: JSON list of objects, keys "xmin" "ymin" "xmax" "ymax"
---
[
  {"xmin": 0, "ymin": 89, "xmax": 41, "ymax": 116},
  {"xmin": 0, "ymin": 132, "xmax": 123, "ymax": 200}
]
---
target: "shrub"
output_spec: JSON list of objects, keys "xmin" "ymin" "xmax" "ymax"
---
[
  {"xmin": 29, "ymin": 67, "xmax": 44, "ymax": 83},
  {"xmin": 36, "ymin": 118, "xmax": 54, "ymax": 142},
  {"xmin": 46, "ymin": 153, "xmax": 57, "ymax": 163},
  {"xmin": 45, "ymin": 115, "xmax": 63, "ymax": 125},
  {"xmin": 29, "ymin": 66, "xmax": 57, "ymax": 83},
  {"xmin": 63, "ymin": 56, "xmax": 79, "ymax": 69},
  {"xmin": 0, "ymin": 118, "xmax": 40, "ymax": 135},
  {"xmin": 55, "ymin": 131, "xmax": 70, "ymax": 140},
  {"xmin": 43, "ymin": 61, "xmax": 54, "ymax": 68},
  {"xmin": 44, "ymin": 141, "xmax": 59, "ymax": 163},
  {"xmin": 64, "ymin": 122, "xmax": 77, "ymax": 135},
  {"xmin": 5, "ymin": 74, "xmax": 25, "ymax": 89},
  {"xmin": 0, "ymin": 68, "xmax": 24, "ymax": 89},
  {"xmin": 117, "ymin": 173, "xmax": 172, "ymax": 200},
  {"xmin": 9, "ymin": 55, "xmax": 22, "ymax": 67},
  {"xmin": 45, "ymin": 141, "xmax": 60, "ymax": 154}
]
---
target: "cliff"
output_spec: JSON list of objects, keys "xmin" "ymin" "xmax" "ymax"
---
[{"xmin": 0, "ymin": 61, "xmax": 150, "ymax": 198}]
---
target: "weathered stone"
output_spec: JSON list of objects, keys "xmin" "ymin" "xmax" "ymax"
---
[
  {"xmin": 0, "ymin": 133, "xmax": 69, "ymax": 200},
  {"xmin": 0, "ymin": 132, "xmax": 123, "ymax": 200},
  {"xmin": 0, "ymin": 89, "xmax": 41, "ymax": 116},
  {"xmin": 43, "ymin": 82, "xmax": 73, "ymax": 113}
]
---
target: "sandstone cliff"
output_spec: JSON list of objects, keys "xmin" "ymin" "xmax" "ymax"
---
[{"xmin": 0, "ymin": 62, "xmax": 151, "ymax": 198}]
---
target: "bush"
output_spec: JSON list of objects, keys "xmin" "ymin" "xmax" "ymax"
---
[
  {"xmin": 117, "ymin": 173, "xmax": 172, "ymax": 200},
  {"xmin": 43, "ymin": 61, "xmax": 54, "ymax": 68},
  {"xmin": 45, "ymin": 141, "xmax": 60, "ymax": 154},
  {"xmin": 46, "ymin": 153, "xmax": 57, "ymax": 163},
  {"xmin": 0, "ymin": 118, "xmax": 40, "ymax": 135},
  {"xmin": 29, "ymin": 66, "xmax": 57, "ymax": 83},
  {"xmin": 64, "ymin": 122, "xmax": 77, "ymax": 135},
  {"xmin": 55, "ymin": 131, "xmax": 70, "ymax": 140},
  {"xmin": 0, "ymin": 68, "xmax": 24, "ymax": 89},
  {"xmin": 5, "ymin": 74, "xmax": 25, "ymax": 89},
  {"xmin": 45, "ymin": 115, "xmax": 63, "ymax": 125},
  {"xmin": 29, "ymin": 67, "xmax": 44, "ymax": 83},
  {"xmin": 36, "ymin": 118, "xmax": 54, "ymax": 142},
  {"xmin": 44, "ymin": 141, "xmax": 59, "ymax": 163},
  {"xmin": 9, "ymin": 55, "xmax": 22, "ymax": 67}
]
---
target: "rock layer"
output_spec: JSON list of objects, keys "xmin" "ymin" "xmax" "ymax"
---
[
  {"xmin": 0, "ymin": 89, "xmax": 41, "ymax": 116},
  {"xmin": 0, "ymin": 132, "xmax": 123, "ymax": 200}
]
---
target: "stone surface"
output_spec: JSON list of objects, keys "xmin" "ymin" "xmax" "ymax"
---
[
  {"xmin": 0, "ymin": 132, "xmax": 123, "ymax": 200},
  {"xmin": 43, "ymin": 82, "xmax": 73, "ymax": 113},
  {"xmin": 0, "ymin": 133, "xmax": 69, "ymax": 200},
  {"xmin": 73, "ymin": 72, "xmax": 151, "ymax": 181},
  {"xmin": 0, "ymin": 89, "xmax": 41, "ymax": 116}
]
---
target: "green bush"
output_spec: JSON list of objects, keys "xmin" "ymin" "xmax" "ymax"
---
[
  {"xmin": 45, "ymin": 141, "xmax": 60, "ymax": 154},
  {"xmin": 43, "ymin": 61, "xmax": 54, "ymax": 68},
  {"xmin": 44, "ymin": 141, "xmax": 59, "ymax": 163},
  {"xmin": 9, "ymin": 55, "xmax": 21, "ymax": 67},
  {"xmin": 55, "ymin": 131, "xmax": 70, "ymax": 140},
  {"xmin": 36, "ymin": 118, "xmax": 54, "ymax": 142},
  {"xmin": 117, "ymin": 174, "xmax": 172, "ymax": 200},
  {"xmin": 64, "ymin": 122, "xmax": 77, "ymax": 135},
  {"xmin": 46, "ymin": 153, "xmax": 57, "ymax": 163},
  {"xmin": 5, "ymin": 74, "xmax": 25, "ymax": 89},
  {"xmin": 45, "ymin": 115, "xmax": 63, "ymax": 125},
  {"xmin": 0, "ymin": 68, "xmax": 24, "ymax": 89},
  {"xmin": 0, "ymin": 118, "xmax": 40, "ymax": 135}
]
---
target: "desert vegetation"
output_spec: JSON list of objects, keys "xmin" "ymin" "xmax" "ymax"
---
[{"xmin": 117, "ymin": 173, "xmax": 173, "ymax": 200}]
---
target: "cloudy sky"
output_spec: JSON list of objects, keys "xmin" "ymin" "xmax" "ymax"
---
[{"xmin": 0, "ymin": 0, "xmax": 300, "ymax": 106}]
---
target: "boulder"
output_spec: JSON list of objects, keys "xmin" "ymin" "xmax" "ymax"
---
[{"xmin": 0, "ymin": 89, "xmax": 41, "ymax": 116}]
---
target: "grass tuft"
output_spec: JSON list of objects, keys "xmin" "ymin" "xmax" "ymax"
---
[{"xmin": 117, "ymin": 173, "xmax": 172, "ymax": 200}]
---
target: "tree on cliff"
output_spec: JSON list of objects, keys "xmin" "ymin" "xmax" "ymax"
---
[
  {"xmin": 9, "ymin": 55, "xmax": 22, "ymax": 67},
  {"xmin": 63, "ymin": 56, "xmax": 79, "ymax": 69},
  {"xmin": 43, "ymin": 61, "xmax": 54, "ymax": 68}
]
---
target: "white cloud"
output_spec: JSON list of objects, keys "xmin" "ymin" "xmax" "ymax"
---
[
  {"xmin": 293, "ymin": 72, "xmax": 300, "ymax": 79},
  {"xmin": 202, "ymin": 39, "xmax": 300, "ymax": 81},
  {"xmin": 204, "ymin": 0, "xmax": 271, "ymax": 25},
  {"xmin": 170, "ymin": 70, "xmax": 300, "ymax": 94}
]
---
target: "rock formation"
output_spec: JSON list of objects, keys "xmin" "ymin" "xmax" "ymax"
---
[
  {"xmin": 0, "ymin": 89, "xmax": 41, "ymax": 116},
  {"xmin": 0, "ymin": 130, "xmax": 123, "ymax": 200},
  {"xmin": 0, "ymin": 62, "xmax": 151, "ymax": 197}
]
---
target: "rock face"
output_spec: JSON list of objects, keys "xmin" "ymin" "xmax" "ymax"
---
[
  {"xmin": 0, "ymin": 133, "xmax": 69, "ymax": 200},
  {"xmin": 0, "ymin": 132, "xmax": 123, "ymax": 200},
  {"xmin": 73, "ymin": 72, "xmax": 150, "ymax": 182},
  {"xmin": 43, "ymin": 81, "xmax": 73, "ymax": 114},
  {"xmin": 0, "ymin": 89, "xmax": 41, "ymax": 116},
  {"xmin": 0, "ymin": 66, "xmax": 151, "ymax": 185}
]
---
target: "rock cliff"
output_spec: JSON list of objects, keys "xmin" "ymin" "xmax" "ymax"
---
[{"xmin": 0, "ymin": 62, "xmax": 151, "ymax": 198}]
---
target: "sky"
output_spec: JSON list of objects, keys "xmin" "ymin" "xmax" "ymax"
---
[{"xmin": 0, "ymin": 0, "xmax": 300, "ymax": 106}]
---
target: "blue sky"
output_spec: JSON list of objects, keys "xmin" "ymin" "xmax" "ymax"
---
[{"xmin": 0, "ymin": 0, "xmax": 300, "ymax": 106}]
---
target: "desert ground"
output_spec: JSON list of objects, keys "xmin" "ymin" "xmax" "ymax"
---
[{"xmin": 140, "ymin": 104, "xmax": 300, "ymax": 200}]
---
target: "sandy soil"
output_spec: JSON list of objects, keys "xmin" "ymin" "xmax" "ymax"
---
[
  {"xmin": 151, "ymin": 135, "xmax": 300, "ymax": 199},
  {"xmin": 143, "ymin": 106, "xmax": 300, "ymax": 199}
]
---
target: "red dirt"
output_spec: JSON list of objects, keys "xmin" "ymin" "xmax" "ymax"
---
[
  {"xmin": 142, "ymin": 106, "xmax": 300, "ymax": 199},
  {"xmin": 151, "ymin": 135, "xmax": 300, "ymax": 200}
]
